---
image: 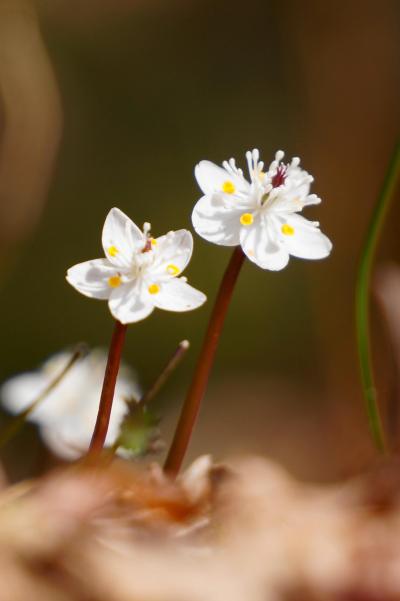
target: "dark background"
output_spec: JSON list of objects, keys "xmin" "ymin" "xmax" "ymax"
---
[{"xmin": 0, "ymin": 0, "xmax": 399, "ymax": 481}]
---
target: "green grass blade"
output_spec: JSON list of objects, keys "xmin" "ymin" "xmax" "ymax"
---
[{"xmin": 356, "ymin": 141, "xmax": 400, "ymax": 452}]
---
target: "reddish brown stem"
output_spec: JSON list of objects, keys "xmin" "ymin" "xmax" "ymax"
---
[
  {"xmin": 164, "ymin": 246, "xmax": 245, "ymax": 476},
  {"xmin": 88, "ymin": 320, "xmax": 127, "ymax": 455}
]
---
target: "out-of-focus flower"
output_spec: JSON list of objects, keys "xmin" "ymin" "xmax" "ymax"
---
[
  {"xmin": 66, "ymin": 208, "xmax": 206, "ymax": 324},
  {"xmin": 1, "ymin": 349, "xmax": 139, "ymax": 460},
  {"xmin": 192, "ymin": 149, "xmax": 332, "ymax": 270}
]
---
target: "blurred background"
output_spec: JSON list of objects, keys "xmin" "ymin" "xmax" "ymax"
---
[{"xmin": 0, "ymin": 0, "xmax": 399, "ymax": 482}]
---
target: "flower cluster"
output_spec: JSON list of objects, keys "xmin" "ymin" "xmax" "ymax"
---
[
  {"xmin": 192, "ymin": 149, "xmax": 332, "ymax": 270},
  {"xmin": 66, "ymin": 150, "xmax": 331, "ymax": 321},
  {"xmin": 0, "ymin": 147, "xmax": 332, "ymax": 463},
  {"xmin": 1, "ymin": 349, "xmax": 139, "ymax": 459}
]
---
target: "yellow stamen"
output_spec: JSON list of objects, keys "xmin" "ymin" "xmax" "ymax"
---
[
  {"xmin": 108, "ymin": 275, "xmax": 122, "ymax": 288},
  {"xmin": 258, "ymin": 171, "xmax": 266, "ymax": 180},
  {"xmin": 108, "ymin": 245, "xmax": 119, "ymax": 257},
  {"xmin": 240, "ymin": 213, "xmax": 254, "ymax": 226},
  {"xmin": 281, "ymin": 224, "xmax": 295, "ymax": 236},
  {"xmin": 148, "ymin": 283, "xmax": 160, "ymax": 295},
  {"xmin": 150, "ymin": 238, "xmax": 157, "ymax": 246},
  {"xmin": 166, "ymin": 264, "xmax": 180, "ymax": 276},
  {"xmin": 222, "ymin": 180, "xmax": 235, "ymax": 194}
]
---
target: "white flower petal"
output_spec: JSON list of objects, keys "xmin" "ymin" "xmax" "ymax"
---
[
  {"xmin": 40, "ymin": 389, "xmax": 128, "ymax": 460},
  {"xmin": 152, "ymin": 278, "xmax": 207, "ymax": 312},
  {"xmin": 1, "ymin": 349, "xmax": 139, "ymax": 460},
  {"xmin": 66, "ymin": 259, "xmax": 117, "ymax": 299},
  {"xmin": 302, "ymin": 193, "xmax": 321, "ymax": 207},
  {"xmin": 0, "ymin": 353, "xmax": 95, "ymax": 424},
  {"xmin": 284, "ymin": 165, "xmax": 311, "ymax": 197},
  {"xmin": 280, "ymin": 214, "xmax": 332, "ymax": 260},
  {"xmin": 195, "ymin": 161, "xmax": 250, "ymax": 196},
  {"xmin": 108, "ymin": 280, "xmax": 154, "ymax": 324},
  {"xmin": 192, "ymin": 195, "xmax": 244, "ymax": 246},
  {"xmin": 102, "ymin": 207, "xmax": 146, "ymax": 267},
  {"xmin": 151, "ymin": 230, "xmax": 193, "ymax": 278},
  {"xmin": 1, "ymin": 353, "xmax": 92, "ymax": 424},
  {"xmin": 240, "ymin": 215, "xmax": 289, "ymax": 271},
  {"xmin": 1, "ymin": 373, "xmax": 47, "ymax": 422},
  {"xmin": 40, "ymin": 424, "xmax": 88, "ymax": 460}
]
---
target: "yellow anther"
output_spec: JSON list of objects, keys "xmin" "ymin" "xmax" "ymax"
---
[
  {"xmin": 281, "ymin": 224, "xmax": 295, "ymax": 236},
  {"xmin": 166, "ymin": 264, "xmax": 180, "ymax": 276},
  {"xmin": 108, "ymin": 275, "xmax": 122, "ymax": 288},
  {"xmin": 108, "ymin": 246, "xmax": 119, "ymax": 257},
  {"xmin": 240, "ymin": 213, "xmax": 254, "ymax": 226},
  {"xmin": 150, "ymin": 238, "xmax": 157, "ymax": 246},
  {"xmin": 258, "ymin": 171, "xmax": 266, "ymax": 180},
  {"xmin": 148, "ymin": 283, "xmax": 160, "ymax": 295},
  {"xmin": 222, "ymin": 180, "xmax": 235, "ymax": 194}
]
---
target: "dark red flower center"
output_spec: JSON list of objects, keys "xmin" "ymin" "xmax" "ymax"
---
[
  {"xmin": 271, "ymin": 165, "xmax": 287, "ymax": 188},
  {"xmin": 142, "ymin": 239, "xmax": 153, "ymax": 253}
]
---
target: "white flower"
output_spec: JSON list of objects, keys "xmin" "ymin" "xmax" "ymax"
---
[
  {"xmin": 192, "ymin": 149, "xmax": 332, "ymax": 271},
  {"xmin": 66, "ymin": 208, "xmax": 206, "ymax": 324},
  {"xmin": 0, "ymin": 349, "xmax": 139, "ymax": 460}
]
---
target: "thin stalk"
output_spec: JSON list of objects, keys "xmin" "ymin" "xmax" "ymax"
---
[
  {"xmin": 0, "ymin": 343, "xmax": 88, "ymax": 449},
  {"xmin": 164, "ymin": 246, "xmax": 245, "ymax": 476},
  {"xmin": 109, "ymin": 339, "xmax": 190, "ymax": 456},
  {"xmin": 356, "ymin": 141, "xmax": 400, "ymax": 453},
  {"xmin": 88, "ymin": 320, "xmax": 127, "ymax": 455},
  {"xmin": 138, "ymin": 339, "xmax": 190, "ymax": 408}
]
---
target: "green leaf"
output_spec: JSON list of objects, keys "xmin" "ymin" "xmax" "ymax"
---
[{"xmin": 117, "ymin": 405, "xmax": 161, "ymax": 457}]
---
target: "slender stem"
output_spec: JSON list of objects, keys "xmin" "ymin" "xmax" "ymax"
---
[
  {"xmin": 0, "ymin": 343, "xmax": 88, "ymax": 449},
  {"xmin": 138, "ymin": 339, "xmax": 190, "ymax": 408},
  {"xmin": 164, "ymin": 246, "xmax": 245, "ymax": 476},
  {"xmin": 109, "ymin": 339, "xmax": 190, "ymax": 457},
  {"xmin": 88, "ymin": 320, "xmax": 127, "ymax": 455},
  {"xmin": 355, "ymin": 141, "xmax": 400, "ymax": 453}
]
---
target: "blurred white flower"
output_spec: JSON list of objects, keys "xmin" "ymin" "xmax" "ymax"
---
[
  {"xmin": 1, "ymin": 349, "xmax": 139, "ymax": 460},
  {"xmin": 192, "ymin": 149, "xmax": 332, "ymax": 271},
  {"xmin": 66, "ymin": 208, "xmax": 207, "ymax": 324}
]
